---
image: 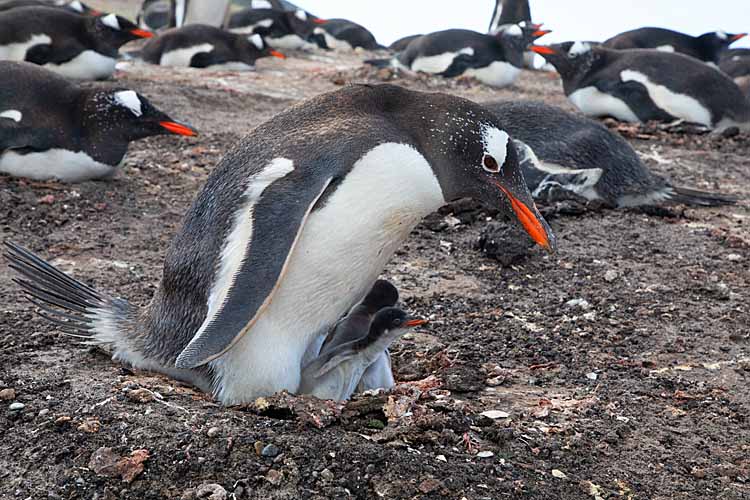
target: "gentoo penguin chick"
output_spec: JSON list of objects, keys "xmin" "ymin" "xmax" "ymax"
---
[
  {"xmin": 0, "ymin": 6, "xmax": 153, "ymax": 80},
  {"xmin": 6, "ymin": 84, "xmax": 555, "ymax": 405},
  {"xmin": 0, "ymin": 61, "xmax": 196, "ymax": 182},
  {"xmin": 367, "ymin": 24, "xmax": 548, "ymax": 88},
  {"xmin": 532, "ymin": 42, "xmax": 750, "ymax": 131},
  {"xmin": 298, "ymin": 308, "xmax": 426, "ymax": 401},
  {"xmin": 0, "ymin": 0, "xmax": 99, "ymax": 15},
  {"xmin": 227, "ymin": 7, "xmax": 327, "ymax": 51},
  {"xmin": 603, "ymin": 27, "xmax": 747, "ymax": 65},
  {"xmin": 141, "ymin": 24, "xmax": 285, "ymax": 70},
  {"xmin": 485, "ymin": 100, "xmax": 737, "ymax": 208},
  {"xmin": 314, "ymin": 18, "xmax": 383, "ymax": 51},
  {"xmin": 488, "ymin": 0, "xmax": 532, "ymax": 34},
  {"xmin": 311, "ymin": 279, "xmax": 400, "ymax": 393}
]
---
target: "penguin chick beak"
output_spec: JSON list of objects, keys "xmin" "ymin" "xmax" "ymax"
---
[
  {"xmin": 405, "ymin": 318, "xmax": 428, "ymax": 328},
  {"xmin": 270, "ymin": 50, "xmax": 287, "ymax": 59},
  {"xmin": 491, "ymin": 179, "xmax": 556, "ymax": 252},
  {"xmin": 730, "ymin": 33, "xmax": 747, "ymax": 42},
  {"xmin": 530, "ymin": 45, "xmax": 556, "ymax": 55},
  {"xmin": 130, "ymin": 28, "xmax": 154, "ymax": 38},
  {"xmin": 159, "ymin": 121, "xmax": 198, "ymax": 136}
]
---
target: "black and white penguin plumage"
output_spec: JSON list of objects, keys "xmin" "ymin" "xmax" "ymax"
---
[
  {"xmin": 603, "ymin": 27, "xmax": 747, "ymax": 65},
  {"xmin": 533, "ymin": 42, "xmax": 750, "ymax": 131},
  {"xmin": 227, "ymin": 8, "xmax": 328, "ymax": 51},
  {"xmin": 368, "ymin": 24, "xmax": 548, "ymax": 88},
  {"xmin": 0, "ymin": 0, "xmax": 98, "ymax": 15},
  {"xmin": 388, "ymin": 34, "xmax": 422, "ymax": 52},
  {"xmin": 721, "ymin": 49, "xmax": 750, "ymax": 98},
  {"xmin": 314, "ymin": 18, "xmax": 383, "ymax": 51},
  {"xmin": 0, "ymin": 61, "xmax": 196, "ymax": 182},
  {"xmin": 488, "ymin": 0, "xmax": 531, "ymax": 34},
  {"xmin": 140, "ymin": 24, "xmax": 285, "ymax": 70},
  {"xmin": 6, "ymin": 84, "xmax": 555, "ymax": 405},
  {"xmin": 485, "ymin": 100, "xmax": 737, "ymax": 208},
  {"xmin": 0, "ymin": 6, "xmax": 153, "ymax": 80},
  {"xmin": 298, "ymin": 308, "xmax": 425, "ymax": 401}
]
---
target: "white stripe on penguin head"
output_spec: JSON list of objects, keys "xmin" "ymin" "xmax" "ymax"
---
[
  {"xmin": 114, "ymin": 90, "xmax": 143, "ymax": 117},
  {"xmin": 101, "ymin": 13, "xmax": 121, "ymax": 30},
  {"xmin": 0, "ymin": 110, "xmax": 22, "ymax": 122},
  {"xmin": 249, "ymin": 34, "xmax": 265, "ymax": 50}
]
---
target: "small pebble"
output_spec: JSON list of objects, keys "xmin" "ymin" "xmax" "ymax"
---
[
  {"xmin": 476, "ymin": 451, "xmax": 494, "ymax": 458},
  {"xmin": 0, "ymin": 388, "xmax": 16, "ymax": 400},
  {"xmin": 320, "ymin": 468, "xmax": 334, "ymax": 482},
  {"xmin": 254, "ymin": 441, "xmax": 264, "ymax": 455},
  {"xmin": 603, "ymin": 270, "xmax": 618, "ymax": 282},
  {"xmin": 261, "ymin": 444, "xmax": 280, "ymax": 457},
  {"xmin": 586, "ymin": 372, "xmax": 598, "ymax": 380},
  {"xmin": 38, "ymin": 409, "xmax": 50, "ymax": 417},
  {"xmin": 9, "ymin": 402, "xmax": 25, "ymax": 411},
  {"xmin": 265, "ymin": 469, "xmax": 282, "ymax": 485},
  {"xmin": 206, "ymin": 427, "xmax": 220, "ymax": 438}
]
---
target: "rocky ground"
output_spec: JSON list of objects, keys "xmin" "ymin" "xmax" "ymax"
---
[{"xmin": 1, "ymin": 9, "xmax": 749, "ymax": 500}]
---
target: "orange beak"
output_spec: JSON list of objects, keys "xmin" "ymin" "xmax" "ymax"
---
[
  {"xmin": 530, "ymin": 45, "xmax": 556, "ymax": 55},
  {"xmin": 405, "ymin": 318, "xmax": 428, "ymax": 328},
  {"xmin": 270, "ymin": 50, "xmax": 286, "ymax": 59},
  {"xmin": 533, "ymin": 29, "xmax": 552, "ymax": 38},
  {"xmin": 730, "ymin": 33, "xmax": 747, "ymax": 42},
  {"xmin": 130, "ymin": 28, "xmax": 154, "ymax": 38},
  {"xmin": 492, "ymin": 180, "xmax": 555, "ymax": 252},
  {"xmin": 159, "ymin": 121, "xmax": 197, "ymax": 136},
  {"xmin": 89, "ymin": 9, "xmax": 102, "ymax": 16},
  {"xmin": 312, "ymin": 18, "xmax": 328, "ymax": 24}
]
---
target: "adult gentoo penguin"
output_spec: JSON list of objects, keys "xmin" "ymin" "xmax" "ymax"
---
[
  {"xmin": 141, "ymin": 24, "xmax": 285, "ymax": 69},
  {"xmin": 603, "ymin": 28, "xmax": 747, "ymax": 65},
  {"xmin": 0, "ymin": 61, "xmax": 196, "ymax": 182},
  {"xmin": 488, "ymin": 0, "xmax": 531, "ymax": 34},
  {"xmin": 0, "ymin": 6, "xmax": 153, "ymax": 80},
  {"xmin": 388, "ymin": 34, "xmax": 422, "ymax": 52},
  {"xmin": 532, "ymin": 42, "xmax": 750, "ymax": 131},
  {"xmin": 485, "ymin": 100, "xmax": 737, "ymax": 208},
  {"xmin": 298, "ymin": 308, "xmax": 426, "ymax": 401},
  {"xmin": 0, "ymin": 0, "xmax": 99, "ymax": 15},
  {"xmin": 6, "ymin": 84, "xmax": 555, "ymax": 405},
  {"xmin": 227, "ymin": 8, "xmax": 327, "ymax": 50},
  {"xmin": 314, "ymin": 18, "xmax": 383, "ymax": 50}
]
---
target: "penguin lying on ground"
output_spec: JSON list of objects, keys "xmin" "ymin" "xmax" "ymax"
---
[
  {"xmin": 532, "ymin": 42, "xmax": 750, "ymax": 131},
  {"xmin": 302, "ymin": 279, "xmax": 400, "ymax": 392},
  {"xmin": 603, "ymin": 27, "xmax": 747, "ymax": 65},
  {"xmin": 314, "ymin": 18, "xmax": 383, "ymax": 51},
  {"xmin": 140, "ymin": 24, "xmax": 285, "ymax": 69},
  {"xmin": 0, "ymin": 6, "xmax": 153, "ymax": 80},
  {"xmin": 298, "ymin": 308, "xmax": 426, "ymax": 401},
  {"xmin": 367, "ymin": 24, "xmax": 548, "ymax": 88},
  {"xmin": 484, "ymin": 100, "xmax": 737, "ymax": 207},
  {"xmin": 6, "ymin": 83, "xmax": 555, "ymax": 405},
  {"xmin": 0, "ymin": 61, "xmax": 196, "ymax": 182},
  {"xmin": 227, "ymin": 7, "xmax": 327, "ymax": 51},
  {"xmin": 720, "ymin": 48, "xmax": 750, "ymax": 98},
  {"xmin": 0, "ymin": 0, "xmax": 98, "ymax": 15}
]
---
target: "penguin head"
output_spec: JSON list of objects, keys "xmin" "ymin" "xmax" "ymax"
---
[
  {"xmin": 285, "ymin": 10, "xmax": 330, "ymax": 49},
  {"xmin": 368, "ymin": 307, "xmax": 427, "ymax": 341},
  {"xmin": 93, "ymin": 12, "xmax": 154, "ymax": 48},
  {"xmin": 243, "ymin": 33, "xmax": 287, "ymax": 61},
  {"xmin": 84, "ymin": 90, "xmax": 197, "ymax": 141},
  {"xmin": 64, "ymin": 0, "xmax": 101, "ymax": 16},
  {"xmin": 699, "ymin": 31, "xmax": 747, "ymax": 58},
  {"xmin": 494, "ymin": 24, "xmax": 527, "ymax": 67},
  {"xmin": 361, "ymin": 280, "xmax": 399, "ymax": 314},
  {"xmin": 531, "ymin": 41, "xmax": 597, "ymax": 82}
]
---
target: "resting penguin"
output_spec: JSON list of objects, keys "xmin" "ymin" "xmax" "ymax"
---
[
  {"xmin": 5, "ymin": 83, "xmax": 555, "ymax": 405},
  {"xmin": 0, "ymin": 0, "xmax": 99, "ymax": 15},
  {"xmin": 314, "ymin": 18, "xmax": 383, "ymax": 51},
  {"xmin": 140, "ymin": 24, "xmax": 286, "ymax": 70},
  {"xmin": 227, "ymin": 8, "xmax": 328, "ymax": 50},
  {"xmin": 0, "ymin": 61, "xmax": 197, "ymax": 182},
  {"xmin": 603, "ymin": 28, "xmax": 747, "ymax": 65},
  {"xmin": 298, "ymin": 308, "xmax": 425, "ymax": 401},
  {"xmin": 388, "ymin": 34, "xmax": 422, "ymax": 53},
  {"xmin": 0, "ymin": 6, "xmax": 153, "ymax": 80},
  {"xmin": 488, "ymin": 0, "xmax": 531, "ymax": 34},
  {"xmin": 367, "ymin": 24, "xmax": 548, "ymax": 88},
  {"xmin": 485, "ymin": 100, "xmax": 737, "ymax": 208},
  {"xmin": 532, "ymin": 42, "xmax": 750, "ymax": 131}
]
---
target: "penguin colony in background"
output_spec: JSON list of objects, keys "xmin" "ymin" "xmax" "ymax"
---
[{"xmin": 0, "ymin": 0, "xmax": 746, "ymax": 405}]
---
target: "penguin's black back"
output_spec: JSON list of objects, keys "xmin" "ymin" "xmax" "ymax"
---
[
  {"xmin": 388, "ymin": 34, "xmax": 422, "ymax": 52},
  {"xmin": 399, "ymin": 29, "xmax": 504, "ymax": 66},
  {"xmin": 228, "ymin": 8, "xmax": 287, "ymax": 36},
  {"xmin": 0, "ymin": 6, "xmax": 90, "ymax": 46},
  {"xmin": 141, "ymin": 24, "xmax": 261, "ymax": 66},
  {"xmin": 321, "ymin": 18, "xmax": 381, "ymax": 50},
  {"xmin": 603, "ymin": 27, "xmax": 728, "ymax": 63}
]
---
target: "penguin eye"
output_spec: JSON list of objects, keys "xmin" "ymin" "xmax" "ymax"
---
[
  {"xmin": 393, "ymin": 318, "xmax": 403, "ymax": 326},
  {"xmin": 482, "ymin": 153, "xmax": 500, "ymax": 173}
]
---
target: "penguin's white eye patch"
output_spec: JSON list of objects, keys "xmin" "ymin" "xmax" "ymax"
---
[
  {"xmin": 69, "ymin": 0, "xmax": 84, "ymax": 12},
  {"xmin": 101, "ymin": 13, "xmax": 121, "ymax": 31},
  {"xmin": 568, "ymin": 41, "xmax": 591, "ymax": 57},
  {"xmin": 506, "ymin": 24, "xmax": 523, "ymax": 37},
  {"xmin": 114, "ymin": 90, "xmax": 143, "ymax": 117},
  {"xmin": 0, "ymin": 109, "xmax": 22, "ymax": 122},
  {"xmin": 295, "ymin": 9, "xmax": 308, "ymax": 21},
  {"xmin": 716, "ymin": 30, "xmax": 727, "ymax": 40},
  {"xmin": 249, "ymin": 34, "xmax": 264, "ymax": 50},
  {"xmin": 482, "ymin": 154, "xmax": 500, "ymax": 173}
]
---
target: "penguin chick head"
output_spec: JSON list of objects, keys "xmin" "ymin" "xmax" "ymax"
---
[
  {"xmin": 93, "ymin": 12, "xmax": 153, "ymax": 49},
  {"xmin": 85, "ymin": 89, "xmax": 197, "ymax": 141},
  {"xmin": 366, "ymin": 307, "xmax": 427, "ymax": 343},
  {"xmin": 361, "ymin": 280, "xmax": 399, "ymax": 314}
]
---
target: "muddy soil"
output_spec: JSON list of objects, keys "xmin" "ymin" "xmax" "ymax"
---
[{"xmin": 1, "ymin": 12, "xmax": 750, "ymax": 500}]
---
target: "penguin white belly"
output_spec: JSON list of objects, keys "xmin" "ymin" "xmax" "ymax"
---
[
  {"xmin": 159, "ymin": 43, "xmax": 214, "ymax": 67},
  {"xmin": 464, "ymin": 61, "xmax": 520, "ymax": 87},
  {"xmin": 357, "ymin": 352, "xmax": 395, "ymax": 392},
  {"xmin": 620, "ymin": 70, "xmax": 713, "ymax": 126},
  {"xmin": 313, "ymin": 28, "xmax": 351, "ymax": 51},
  {"xmin": 211, "ymin": 144, "xmax": 446, "ymax": 404},
  {"xmin": 568, "ymin": 86, "xmax": 640, "ymax": 122},
  {"xmin": 0, "ymin": 34, "xmax": 52, "ymax": 61},
  {"xmin": 411, "ymin": 47, "xmax": 474, "ymax": 74},
  {"xmin": 44, "ymin": 50, "xmax": 117, "ymax": 80},
  {"xmin": 268, "ymin": 34, "xmax": 315, "ymax": 51},
  {"xmin": 0, "ymin": 149, "xmax": 117, "ymax": 182}
]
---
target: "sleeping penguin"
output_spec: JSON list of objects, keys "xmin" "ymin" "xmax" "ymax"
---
[{"xmin": 227, "ymin": 7, "xmax": 328, "ymax": 50}]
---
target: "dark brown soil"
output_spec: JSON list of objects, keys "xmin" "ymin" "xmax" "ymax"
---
[{"xmin": 1, "ymin": 40, "xmax": 750, "ymax": 500}]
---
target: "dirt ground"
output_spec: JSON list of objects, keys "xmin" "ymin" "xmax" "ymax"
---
[{"xmin": 2, "ymin": 8, "xmax": 750, "ymax": 500}]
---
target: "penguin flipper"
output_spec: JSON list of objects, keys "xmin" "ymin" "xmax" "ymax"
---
[
  {"xmin": 175, "ymin": 174, "xmax": 335, "ymax": 369},
  {"xmin": 439, "ymin": 54, "xmax": 477, "ymax": 78},
  {"xmin": 26, "ymin": 43, "xmax": 84, "ymax": 66},
  {"xmin": 596, "ymin": 80, "xmax": 675, "ymax": 122}
]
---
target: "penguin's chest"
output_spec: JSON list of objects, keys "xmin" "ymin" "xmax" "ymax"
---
[
  {"xmin": 464, "ymin": 60, "xmax": 520, "ymax": 87},
  {"xmin": 0, "ymin": 149, "xmax": 118, "ymax": 182},
  {"xmin": 45, "ymin": 50, "xmax": 117, "ymax": 80},
  {"xmin": 212, "ymin": 143, "xmax": 446, "ymax": 403},
  {"xmin": 410, "ymin": 47, "xmax": 474, "ymax": 73},
  {"xmin": 0, "ymin": 33, "xmax": 52, "ymax": 61}
]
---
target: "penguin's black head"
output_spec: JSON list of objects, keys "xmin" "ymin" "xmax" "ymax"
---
[
  {"xmin": 361, "ymin": 280, "xmax": 399, "ymax": 314},
  {"xmin": 85, "ymin": 90, "xmax": 197, "ymax": 141},
  {"xmin": 93, "ymin": 12, "xmax": 154, "ymax": 49},
  {"xmin": 494, "ymin": 24, "xmax": 528, "ymax": 68},
  {"xmin": 369, "ymin": 307, "xmax": 427, "ymax": 338},
  {"xmin": 283, "ymin": 9, "xmax": 328, "ymax": 49},
  {"xmin": 241, "ymin": 33, "xmax": 287, "ymax": 62},
  {"xmin": 531, "ymin": 41, "xmax": 597, "ymax": 81},
  {"xmin": 698, "ymin": 31, "xmax": 747, "ymax": 61}
]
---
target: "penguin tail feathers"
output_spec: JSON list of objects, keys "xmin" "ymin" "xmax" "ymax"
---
[
  {"xmin": 363, "ymin": 57, "xmax": 393, "ymax": 68},
  {"xmin": 667, "ymin": 186, "xmax": 738, "ymax": 207},
  {"xmin": 3, "ymin": 241, "xmax": 135, "ymax": 345}
]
